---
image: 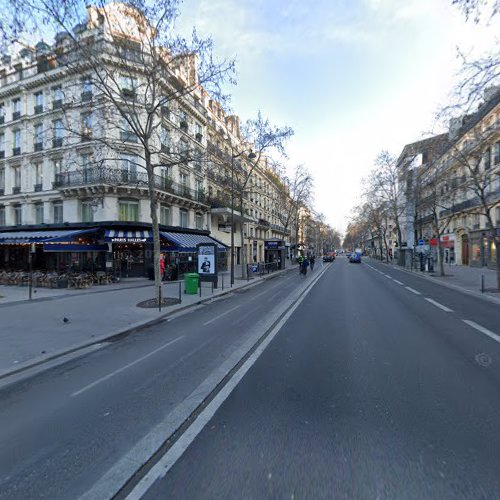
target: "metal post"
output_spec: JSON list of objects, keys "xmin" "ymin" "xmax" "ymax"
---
[
  {"xmin": 222, "ymin": 273, "xmax": 224, "ymax": 290},
  {"xmin": 179, "ymin": 281, "xmax": 181, "ymax": 303},
  {"xmin": 481, "ymin": 274, "xmax": 485, "ymax": 293},
  {"xmin": 159, "ymin": 285, "xmax": 162, "ymax": 312},
  {"xmin": 212, "ymin": 281, "xmax": 214, "ymax": 294},
  {"xmin": 199, "ymin": 281, "xmax": 202, "ymax": 297},
  {"xmin": 28, "ymin": 249, "xmax": 33, "ymax": 301}
]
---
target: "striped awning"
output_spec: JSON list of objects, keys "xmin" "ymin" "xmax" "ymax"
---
[
  {"xmin": 104, "ymin": 229, "xmax": 152, "ymax": 242},
  {"xmin": 160, "ymin": 231, "xmax": 226, "ymax": 252},
  {"xmin": 0, "ymin": 228, "xmax": 98, "ymax": 244}
]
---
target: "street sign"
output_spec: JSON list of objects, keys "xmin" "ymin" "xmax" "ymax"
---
[{"xmin": 418, "ymin": 239, "xmax": 425, "ymax": 246}]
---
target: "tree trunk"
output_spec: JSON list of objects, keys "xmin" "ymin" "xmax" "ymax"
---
[
  {"xmin": 437, "ymin": 239, "xmax": 445, "ymax": 277},
  {"xmin": 239, "ymin": 196, "xmax": 247, "ymax": 279},
  {"xmin": 146, "ymin": 151, "xmax": 161, "ymax": 304}
]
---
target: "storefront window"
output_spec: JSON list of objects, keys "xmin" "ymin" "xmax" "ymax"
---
[
  {"xmin": 471, "ymin": 237, "xmax": 481, "ymax": 264},
  {"xmin": 119, "ymin": 200, "xmax": 139, "ymax": 221}
]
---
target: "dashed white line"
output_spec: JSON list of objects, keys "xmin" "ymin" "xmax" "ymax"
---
[
  {"xmin": 405, "ymin": 286, "xmax": 421, "ymax": 295},
  {"xmin": 384, "ymin": 274, "xmax": 392, "ymax": 279},
  {"xmin": 203, "ymin": 305, "xmax": 241, "ymax": 326},
  {"xmin": 71, "ymin": 336, "xmax": 184, "ymax": 397},
  {"xmin": 463, "ymin": 320, "xmax": 500, "ymax": 344},
  {"xmin": 424, "ymin": 298, "xmax": 453, "ymax": 312},
  {"xmin": 393, "ymin": 279, "xmax": 404, "ymax": 285}
]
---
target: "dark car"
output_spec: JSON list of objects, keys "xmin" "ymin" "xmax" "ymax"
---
[
  {"xmin": 323, "ymin": 255, "xmax": 334, "ymax": 262},
  {"xmin": 349, "ymin": 251, "xmax": 361, "ymax": 263}
]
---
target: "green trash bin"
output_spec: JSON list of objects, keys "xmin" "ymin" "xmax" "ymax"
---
[{"xmin": 184, "ymin": 273, "xmax": 199, "ymax": 294}]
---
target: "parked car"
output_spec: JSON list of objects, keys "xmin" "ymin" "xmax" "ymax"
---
[{"xmin": 323, "ymin": 254, "xmax": 334, "ymax": 262}]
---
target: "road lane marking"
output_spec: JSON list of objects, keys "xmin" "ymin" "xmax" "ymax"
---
[
  {"xmin": 405, "ymin": 286, "xmax": 421, "ymax": 295},
  {"xmin": 393, "ymin": 280, "xmax": 404, "ymax": 285},
  {"xmin": 123, "ymin": 258, "xmax": 326, "ymax": 500},
  {"xmin": 463, "ymin": 320, "xmax": 500, "ymax": 344},
  {"xmin": 71, "ymin": 336, "xmax": 184, "ymax": 397},
  {"xmin": 424, "ymin": 298, "xmax": 453, "ymax": 312},
  {"xmin": 203, "ymin": 305, "xmax": 241, "ymax": 326},
  {"xmin": 384, "ymin": 274, "xmax": 392, "ymax": 279}
]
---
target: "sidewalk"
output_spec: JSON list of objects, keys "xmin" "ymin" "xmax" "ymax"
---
[
  {"xmin": 371, "ymin": 258, "xmax": 500, "ymax": 304},
  {"xmin": 0, "ymin": 266, "xmax": 290, "ymax": 380}
]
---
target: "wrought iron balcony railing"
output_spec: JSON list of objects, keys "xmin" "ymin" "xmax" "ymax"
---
[{"xmin": 53, "ymin": 167, "xmax": 207, "ymax": 204}]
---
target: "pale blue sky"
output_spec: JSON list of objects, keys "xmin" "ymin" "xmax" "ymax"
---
[{"xmin": 177, "ymin": 0, "xmax": 499, "ymax": 233}]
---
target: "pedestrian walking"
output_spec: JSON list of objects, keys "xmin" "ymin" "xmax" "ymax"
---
[
  {"xmin": 310, "ymin": 255, "xmax": 315, "ymax": 271},
  {"xmin": 301, "ymin": 257, "xmax": 310, "ymax": 275},
  {"xmin": 297, "ymin": 255, "xmax": 304, "ymax": 274}
]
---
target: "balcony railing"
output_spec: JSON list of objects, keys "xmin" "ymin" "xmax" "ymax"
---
[
  {"xmin": 12, "ymin": 111, "xmax": 21, "ymax": 121},
  {"xmin": 12, "ymin": 186, "xmax": 21, "ymax": 194},
  {"xmin": 34, "ymin": 104, "xmax": 43, "ymax": 114},
  {"xmin": 52, "ymin": 99, "xmax": 63, "ymax": 110},
  {"xmin": 53, "ymin": 167, "xmax": 207, "ymax": 203}
]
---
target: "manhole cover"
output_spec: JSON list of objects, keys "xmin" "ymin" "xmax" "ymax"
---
[{"xmin": 136, "ymin": 298, "xmax": 181, "ymax": 308}]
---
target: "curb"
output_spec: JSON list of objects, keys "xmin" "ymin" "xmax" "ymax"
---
[
  {"xmin": 0, "ymin": 267, "xmax": 293, "ymax": 383},
  {"xmin": 369, "ymin": 258, "xmax": 500, "ymax": 306}
]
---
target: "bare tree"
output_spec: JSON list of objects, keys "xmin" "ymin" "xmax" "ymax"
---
[
  {"xmin": 210, "ymin": 112, "xmax": 293, "ymax": 278},
  {"xmin": 274, "ymin": 164, "xmax": 313, "ymax": 255},
  {"xmin": 1, "ymin": 0, "xmax": 235, "ymax": 303},
  {"xmin": 449, "ymin": 0, "xmax": 500, "ymax": 110}
]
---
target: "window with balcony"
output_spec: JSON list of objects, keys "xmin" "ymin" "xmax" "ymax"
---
[
  {"xmin": 120, "ymin": 154, "xmax": 138, "ymax": 182},
  {"xmin": 13, "ymin": 204, "xmax": 22, "ymax": 225},
  {"xmin": 53, "ymin": 159, "xmax": 63, "ymax": 182},
  {"xmin": 159, "ymin": 165, "xmax": 172, "ymax": 190},
  {"xmin": 195, "ymin": 123, "xmax": 203, "ymax": 142},
  {"xmin": 13, "ymin": 166, "xmax": 21, "ymax": 193},
  {"xmin": 118, "ymin": 200, "xmax": 139, "ymax": 221},
  {"xmin": 53, "ymin": 201, "xmax": 63, "ymax": 223},
  {"xmin": 0, "ymin": 102, "xmax": 4, "ymax": 124},
  {"xmin": 494, "ymin": 141, "xmax": 500, "ymax": 165},
  {"xmin": 0, "ymin": 206, "xmax": 5, "ymax": 226},
  {"xmin": 34, "ymin": 91, "xmax": 44, "ymax": 114},
  {"xmin": 160, "ymin": 127, "xmax": 170, "ymax": 153},
  {"xmin": 180, "ymin": 208, "xmax": 188, "ymax": 228},
  {"xmin": 180, "ymin": 140, "xmax": 189, "ymax": 162},
  {"xmin": 195, "ymin": 213, "xmax": 204, "ymax": 230},
  {"xmin": 120, "ymin": 116, "xmax": 137, "ymax": 143},
  {"xmin": 179, "ymin": 109, "xmax": 188, "ymax": 131},
  {"xmin": 160, "ymin": 204, "xmax": 170, "ymax": 225},
  {"xmin": 120, "ymin": 75, "xmax": 136, "ymax": 99},
  {"xmin": 35, "ymin": 203, "xmax": 44, "ymax": 224},
  {"xmin": 34, "ymin": 123, "xmax": 43, "ymax": 151},
  {"xmin": 81, "ymin": 112, "xmax": 92, "ymax": 141},
  {"xmin": 12, "ymin": 98, "xmax": 21, "ymax": 121},
  {"xmin": 82, "ymin": 77, "xmax": 92, "ymax": 101},
  {"xmin": 484, "ymin": 147, "xmax": 491, "ymax": 170},
  {"xmin": 81, "ymin": 201, "xmax": 94, "ymax": 222},
  {"xmin": 34, "ymin": 163, "xmax": 43, "ymax": 191},
  {"xmin": 0, "ymin": 167, "xmax": 4, "ymax": 195},
  {"xmin": 52, "ymin": 86, "xmax": 63, "ymax": 109},
  {"xmin": 473, "ymin": 213, "xmax": 480, "ymax": 229},
  {"xmin": 53, "ymin": 119, "xmax": 63, "ymax": 147},
  {"xmin": 13, "ymin": 129, "xmax": 21, "ymax": 156},
  {"xmin": 0, "ymin": 133, "xmax": 4, "ymax": 159}
]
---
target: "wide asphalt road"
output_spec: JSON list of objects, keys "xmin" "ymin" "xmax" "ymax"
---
[
  {"xmin": 0, "ymin": 264, "xmax": 317, "ymax": 500},
  {"xmin": 143, "ymin": 256, "xmax": 500, "ymax": 500}
]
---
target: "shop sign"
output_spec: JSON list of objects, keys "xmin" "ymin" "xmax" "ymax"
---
[{"xmin": 111, "ymin": 237, "xmax": 147, "ymax": 243}]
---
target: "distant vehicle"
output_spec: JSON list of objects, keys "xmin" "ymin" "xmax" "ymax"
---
[
  {"xmin": 346, "ymin": 251, "xmax": 352, "ymax": 258},
  {"xmin": 323, "ymin": 252, "xmax": 335, "ymax": 262},
  {"xmin": 349, "ymin": 249, "xmax": 362, "ymax": 263}
]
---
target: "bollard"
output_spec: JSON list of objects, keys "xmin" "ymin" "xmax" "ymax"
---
[
  {"xmin": 179, "ymin": 281, "xmax": 182, "ymax": 303},
  {"xmin": 222, "ymin": 273, "xmax": 224, "ymax": 290},
  {"xmin": 481, "ymin": 274, "xmax": 485, "ymax": 293},
  {"xmin": 159, "ymin": 285, "xmax": 162, "ymax": 312},
  {"xmin": 199, "ymin": 281, "xmax": 202, "ymax": 297},
  {"xmin": 212, "ymin": 281, "xmax": 214, "ymax": 294}
]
